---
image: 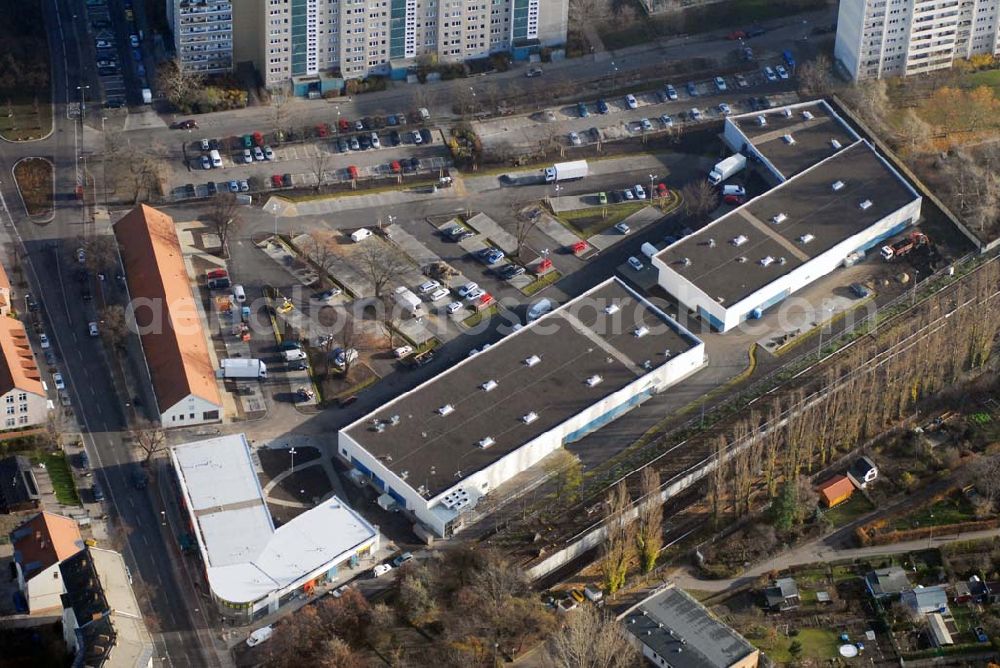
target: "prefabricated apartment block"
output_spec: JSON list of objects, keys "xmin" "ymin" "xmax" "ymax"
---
[
  {"xmin": 338, "ymin": 278, "xmax": 706, "ymax": 537},
  {"xmin": 652, "ymin": 100, "xmax": 922, "ymax": 332}
]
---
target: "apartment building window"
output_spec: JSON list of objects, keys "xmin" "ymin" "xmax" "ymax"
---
[
  {"xmin": 5, "ymin": 418, "xmax": 14, "ymax": 427},
  {"xmin": 5, "ymin": 406, "xmax": 13, "ymax": 415},
  {"xmin": 18, "ymin": 416, "xmax": 28, "ymax": 425}
]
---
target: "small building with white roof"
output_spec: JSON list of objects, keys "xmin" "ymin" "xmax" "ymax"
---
[{"xmin": 170, "ymin": 434, "xmax": 378, "ymax": 620}]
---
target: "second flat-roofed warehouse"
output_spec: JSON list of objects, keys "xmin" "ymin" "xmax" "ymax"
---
[
  {"xmin": 338, "ymin": 278, "xmax": 706, "ymax": 537},
  {"xmin": 652, "ymin": 100, "xmax": 922, "ymax": 332}
]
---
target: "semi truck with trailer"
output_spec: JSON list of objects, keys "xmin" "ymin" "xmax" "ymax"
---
[
  {"xmin": 543, "ymin": 160, "xmax": 589, "ymax": 183},
  {"xmin": 221, "ymin": 358, "xmax": 267, "ymax": 380},
  {"xmin": 708, "ymin": 154, "xmax": 747, "ymax": 185}
]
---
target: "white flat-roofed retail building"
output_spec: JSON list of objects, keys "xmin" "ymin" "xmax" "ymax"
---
[
  {"xmin": 338, "ymin": 278, "xmax": 706, "ymax": 538},
  {"xmin": 652, "ymin": 100, "xmax": 922, "ymax": 333},
  {"xmin": 170, "ymin": 434, "xmax": 378, "ymax": 619}
]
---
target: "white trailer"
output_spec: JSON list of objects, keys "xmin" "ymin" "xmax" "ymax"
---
[
  {"xmin": 544, "ymin": 160, "xmax": 589, "ymax": 183},
  {"xmin": 708, "ymin": 154, "xmax": 746, "ymax": 185},
  {"xmin": 221, "ymin": 358, "xmax": 267, "ymax": 380},
  {"xmin": 394, "ymin": 286, "xmax": 423, "ymax": 317}
]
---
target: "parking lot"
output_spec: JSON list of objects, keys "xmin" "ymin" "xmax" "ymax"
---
[
  {"xmin": 169, "ymin": 119, "xmax": 453, "ymax": 201},
  {"xmin": 83, "ymin": 0, "xmax": 150, "ymax": 108},
  {"xmin": 475, "ymin": 62, "xmax": 799, "ymax": 152}
]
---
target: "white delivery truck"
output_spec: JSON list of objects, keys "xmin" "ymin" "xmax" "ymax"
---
[
  {"xmin": 141, "ymin": 88, "xmax": 152, "ymax": 104},
  {"xmin": 708, "ymin": 154, "xmax": 747, "ymax": 185},
  {"xmin": 394, "ymin": 286, "xmax": 423, "ymax": 317},
  {"xmin": 221, "ymin": 358, "xmax": 267, "ymax": 380},
  {"xmin": 543, "ymin": 160, "xmax": 589, "ymax": 183}
]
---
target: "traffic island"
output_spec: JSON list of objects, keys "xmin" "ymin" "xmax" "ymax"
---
[{"xmin": 12, "ymin": 157, "xmax": 54, "ymax": 222}]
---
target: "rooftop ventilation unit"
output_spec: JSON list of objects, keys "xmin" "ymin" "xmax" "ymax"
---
[
  {"xmin": 832, "ymin": 180, "xmax": 845, "ymax": 191},
  {"xmin": 772, "ymin": 213, "xmax": 788, "ymax": 225},
  {"xmin": 756, "ymin": 115, "xmax": 767, "ymax": 126},
  {"xmin": 859, "ymin": 199, "xmax": 873, "ymax": 210},
  {"xmin": 523, "ymin": 354, "xmax": 541, "ymax": 367},
  {"xmin": 400, "ymin": 470, "xmax": 409, "ymax": 480},
  {"xmin": 737, "ymin": 256, "xmax": 747, "ymax": 263},
  {"xmin": 731, "ymin": 235, "xmax": 748, "ymax": 247},
  {"xmin": 802, "ymin": 110, "xmax": 814, "ymax": 120},
  {"xmin": 831, "ymin": 138, "xmax": 842, "ymax": 150},
  {"xmin": 481, "ymin": 379, "xmax": 498, "ymax": 392},
  {"xmin": 707, "ymin": 238, "xmax": 716, "ymax": 248},
  {"xmin": 782, "ymin": 108, "xmax": 793, "ymax": 118},
  {"xmin": 438, "ymin": 404, "xmax": 454, "ymax": 416},
  {"xmin": 388, "ymin": 415, "xmax": 400, "ymax": 426},
  {"xmin": 634, "ymin": 325, "xmax": 650, "ymax": 338},
  {"xmin": 477, "ymin": 436, "xmax": 495, "ymax": 449},
  {"xmin": 604, "ymin": 304, "xmax": 620, "ymax": 315},
  {"xmin": 798, "ymin": 233, "xmax": 815, "ymax": 244},
  {"xmin": 585, "ymin": 375, "xmax": 603, "ymax": 387},
  {"xmin": 522, "ymin": 412, "xmax": 538, "ymax": 424},
  {"xmin": 778, "ymin": 257, "xmax": 787, "ymax": 265},
  {"xmin": 760, "ymin": 256, "xmax": 775, "ymax": 267},
  {"xmin": 681, "ymin": 257, "xmax": 691, "ymax": 266},
  {"xmin": 374, "ymin": 422, "xmax": 386, "ymax": 433},
  {"xmin": 782, "ymin": 134, "xmax": 796, "ymax": 144}
]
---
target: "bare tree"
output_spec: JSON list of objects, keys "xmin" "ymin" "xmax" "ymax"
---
[
  {"xmin": 549, "ymin": 604, "xmax": 638, "ymax": 668},
  {"xmin": 99, "ymin": 305, "xmax": 131, "ymax": 351},
  {"xmin": 158, "ymin": 58, "xmax": 204, "ymax": 110},
  {"xmin": 680, "ymin": 180, "xmax": 717, "ymax": 218},
  {"xmin": 634, "ymin": 466, "xmax": 663, "ymax": 574},
  {"xmin": 512, "ymin": 203, "xmax": 540, "ymax": 259},
  {"xmin": 81, "ymin": 235, "xmax": 120, "ymax": 274},
  {"xmin": 796, "ymin": 54, "xmax": 834, "ymax": 97},
  {"xmin": 206, "ymin": 193, "xmax": 242, "ymax": 256},
  {"xmin": 479, "ymin": 81, "xmax": 503, "ymax": 114},
  {"xmin": 310, "ymin": 151, "xmax": 330, "ymax": 191},
  {"xmin": 335, "ymin": 314, "xmax": 360, "ymax": 379},
  {"xmin": 123, "ymin": 145, "xmax": 165, "ymax": 204},
  {"xmin": 270, "ymin": 93, "xmax": 289, "ymax": 135},
  {"xmin": 974, "ymin": 455, "xmax": 1000, "ymax": 511},
  {"xmin": 600, "ymin": 481, "xmax": 633, "ymax": 594},
  {"xmin": 130, "ymin": 419, "xmax": 166, "ymax": 464},
  {"xmin": 896, "ymin": 109, "xmax": 933, "ymax": 154},
  {"xmin": 356, "ymin": 244, "xmax": 410, "ymax": 299},
  {"xmin": 300, "ymin": 230, "xmax": 338, "ymax": 281},
  {"xmin": 378, "ymin": 295, "xmax": 401, "ymax": 350}
]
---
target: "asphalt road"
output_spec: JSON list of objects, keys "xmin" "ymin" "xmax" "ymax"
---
[{"xmin": 0, "ymin": 0, "xmax": 220, "ymax": 665}]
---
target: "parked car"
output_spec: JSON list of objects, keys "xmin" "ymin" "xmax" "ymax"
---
[
  {"xmin": 39, "ymin": 333, "xmax": 50, "ymax": 349},
  {"xmin": 634, "ymin": 184, "xmax": 646, "ymax": 199},
  {"xmin": 576, "ymin": 102, "xmax": 589, "ymax": 118},
  {"xmin": 776, "ymin": 64, "xmax": 789, "ymax": 79},
  {"xmin": 686, "ymin": 81, "xmax": 698, "ymax": 96},
  {"xmin": 200, "ymin": 155, "xmax": 211, "ymax": 170},
  {"xmin": 525, "ymin": 66, "xmax": 543, "ymax": 77},
  {"xmin": 242, "ymin": 148, "xmax": 253, "ymax": 164},
  {"xmin": 428, "ymin": 287, "xmax": 450, "ymax": 301},
  {"xmin": 624, "ymin": 94, "xmax": 638, "ymax": 109},
  {"xmin": 228, "ymin": 181, "xmax": 239, "ymax": 193},
  {"xmin": 246, "ymin": 626, "xmax": 273, "ymax": 647},
  {"xmin": 640, "ymin": 117, "xmax": 653, "ymax": 131},
  {"xmin": 170, "ymin": 119, "xmax": 198, "ymax": 130},
  {"xmin": 456, "ymin": 282, "xmax": 479, "ymax": 298},
  {"xmin": 627, "ymin": 256, "xmax": 644, "ymax": 271},
  {"xmin": 53, "ymin": 373, "xmax": 65, "ymax": 390},
  {"xmin": 598, "ymin": 192, "xmax": 608, "ymax": 205},
  {"xmin": 392, "ymin": 552, "xmax": 414, "ymax": 567},
  {"xmin": 568, "ymin": 131, "xmax": 581, "ymax": 146},
  {"xmin": 239, "ymin": 180, "xmax": 249, "ymax": 192},
  {"xmin": 411, "ymin": 130, "xmax": 422, "ymax": 145},
  {"xmin": 719, "ymin": 102, "xmax": 732, "ymax": 115},
  {"xmin": 282, "ymin": 173, "xmax": 293, "ymax": 187},
  {"xmin": 664, "ymin": 84, "xmax": 678, "ymax": 100},
  {"xmin": 418, "ymin": 280, "xmax": 442, "ymax": 294},
  {"xmin": 660, "ymin": 114, "xmax": 674, "ymax": 127},
  {"xmin": 714, "ymin": 76, "xmax": 727, "ymax": 91},
  {"xmin": 263, "ymin": 146, "xmax": 274, "ymax": 160},
  {"xmin": 497, "ymin": 264, "xmax": 525, "ymax": 280},
  {"xmin": 370, "ymin": 132, "xmax": 381, "ymax": 148},
  {"xmin": 393, "ymin": 346, "xmax": 414, "ymax": 359},
  {"xmin": 271, "ymin": 174, "xmax": 284, "ymax": 188},
  {"xmin": 850, "ymin": 282, "xmax": 871, "ymax": 298},
  {"xmin": 372, "ymin": 564, "xmax": 393, "ymax": 577},
  {"xmin": 763, "ymin": 66, "xmax": 778, "ymax": 82},
  {"xmin": 419, "ymin": 128, "xmax": 432, "ymax": 144},
  {"xmin": 596, "ymin": 99, "xmax": 609, "ymax": 114},
  {"xmin": 615, "ymin": 222, "xmax": 630, "ymax": 234},
  {"xmin": 446, "ymin": 301, "xmax": 463, "ymax": 314}
]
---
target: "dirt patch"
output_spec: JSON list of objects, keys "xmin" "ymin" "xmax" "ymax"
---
[
  {"xmin": 13, "ymin": 158, "xmax": 53, "ymax": 218},
  {"xmin": 258, "ymin": 446, "xmax": 320, "ymax": 486},
  {"xmin": 268, "ymin": 465, "xmax": 332, "ymax": 505}
]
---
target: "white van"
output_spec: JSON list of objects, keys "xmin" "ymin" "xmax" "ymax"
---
[
  {"xmin": 527, "ymin": 298, "xmax": 553, "ymax": 322},
  {"xmin": 232, "ymin": 284, "xmax": 246, "ymax": 303},
  {"xmin": 209, "ymin": 149, "xmax": 222, "ymax": 168},
  {"xmin": 350, "ymin": 228, "xmax": 373, "ymax": 243},
  {"xmin": 282, "ymin": 349, "xmax": 307, "ymax": 362}
]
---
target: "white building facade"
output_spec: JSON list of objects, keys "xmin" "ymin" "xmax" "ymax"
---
[
  {"xmin": 835, "ymin": 0, "xmax": 1000, "ymax": 80},
  {"xmin": 231, "ymin": 0, "xmax": 567, "ymax": 88},
  {"xmin": 168, "ymin": 0, "xmax": 234, "ymax": 74}
]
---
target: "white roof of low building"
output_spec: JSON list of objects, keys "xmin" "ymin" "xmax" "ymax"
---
[{"xmin": 171, "ymin": 434, "xmax": 377, "ymax": 604}]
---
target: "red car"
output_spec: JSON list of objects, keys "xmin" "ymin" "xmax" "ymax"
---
[
  {"xmin": 724, "ymin": 194, "xmax": 746, "ymax": 205},
  {"xmin": 206, "ymin": 268, "xmax": 228, "ymax": 280},
  {"xmin": 656, "ymin": 183, "xmax": 668, "ymax": 197},
  {"xmin": 338, "ymin": 118, "xmax": 350, "ymax": 133},
  {"xmin": 347, "ymin": 165, "xmax": 359, "ymax": 180},
  {"xmin": 390, "ymin": 160, "xmax": 402, "ymax": 174},
  {"xmin": 315, "ymin": 124, "xmax": 329, "ymax": 138},
  {"xmin": 253, "ymin": 131, "xmax": 264, "ymax": 146},
  {"xmin": 271, "ymin": 174, "xmax": 284, "ymax": 188},
  {"xmin": 726, "ymin": 30, "xmax": 746, "ymax": 40}
]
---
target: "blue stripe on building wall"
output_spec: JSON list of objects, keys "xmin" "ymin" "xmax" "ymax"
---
[
  {"xmin": 351, "ymin": 457, "xmax": 372, "ymax": 478},
  {"xmin": 388, "ymin": 488, "xmax": 406, "ymax": 508},
  {"xmin": 564, "ymin": 389, "xmax": 654, "ymax": 444},
  {"xmin": 745, "ymin": 288, "xmax": 790, "ymax": 322},
  {"xmin": 854, "ymin": 218, "xmax": 912, "ymax": 255},
  {"xmin": 698, "ymin": 307, "xmax": 724, "ymax": 332},
  {"xmin": 372, "ymin": 474, "xmax": 385, "ymax": 491}
]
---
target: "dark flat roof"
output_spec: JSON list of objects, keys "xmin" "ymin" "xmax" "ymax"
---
[
  {"xmin": 656, "ymin": 140, "xmax": 918, "ymax": 306},
  {"xmin": 623, "ymin": 586, "xmax": 757, "ymax": 668},
  {"xmin": 731, "ymin": 100, "xmax": 858, "ymax": 178},
  {"xmin": 345, "ymin": 279, "xmax": 699, "ymax": 498}
]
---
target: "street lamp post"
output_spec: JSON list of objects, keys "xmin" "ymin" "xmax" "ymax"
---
[
  {"xmin": 289, "ymin": 447, "xmax": 297, "ymax": 474},
  {"xmin": 649, "ymin": 173, "xmax": 657, "ymax": 199},
  {"xmin": 76, "ymin": 85, "xmax": 90, "ymax": 119}
]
